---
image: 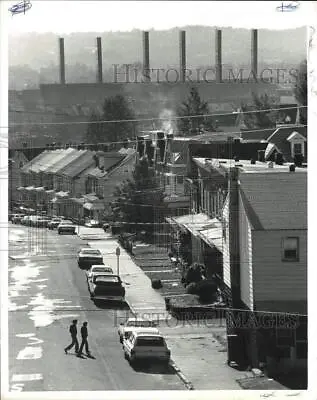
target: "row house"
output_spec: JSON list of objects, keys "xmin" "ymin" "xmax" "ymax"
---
[
  {"xmin": 17, "ymin": 147, "xmax": 136, "ymax": 220},
  {"xmin": 171, "ymin": 155, "xmax": 307, "ymax": 377},
  {"xmin": 9, "ymin": 150, "xmax": 29, "ymax": 210}
]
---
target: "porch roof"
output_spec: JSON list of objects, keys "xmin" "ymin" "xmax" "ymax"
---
[
  {"xmin": 83, "ymin": 202, "xmax": 105, "ymax": 211},
  {"xmin": 171, "ymin": 213, "xmax": 223, "ymax": 253}
]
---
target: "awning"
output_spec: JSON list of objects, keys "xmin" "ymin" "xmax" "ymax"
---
[
  {"xmin": 198, "ymin": 220, "xmax": 223, "ymax": 253},
  {"xmin": 35, "ymin": 187, "xmax": 45, "ymax": 192},
  {"xmin": 50, "ymin": 197, "xmax": 59, "ymax": 203},
  {"xmin": 83, "ymin": 193, "xmax": 99, "ymax": 202},
  {"xmin": 83, "ymin": 202, "xmax": 105, "ymax": 211},
  {"xmin": 264, "ymin": 143, "xmax": 277, "ymax": 160},
  {"xmin": 172, "ymin": 213, "xmax": 214, "ymax": 236},
  {"xmin": 25, "ymin": 186, "xmax": 35, "ymax": 191},
  {"xmin": 17, "ymin": 186, "xmax": 25, "ymax": 191},
  {"xmin": 45, "ymin": 189, "xmax": 55, "ymax": 194},
  {"xmin": 171, "ymin": 213, "xmax": 224, "ymax": 253},
  {"xmin": 70, "ymin": 197, "xmax": 85, "ymax": 205},
  {"xmin": 56, "ymin": 191, "xmax": 69, "ymax": 198}
]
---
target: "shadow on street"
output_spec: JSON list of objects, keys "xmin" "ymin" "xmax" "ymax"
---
[
  {"xmin": 130, "ymin": 361, "xmax": 177, "ymax": 375},
  {"xmin": 93, "ymin": 300, "xmax": 130, "ymax": 311}
]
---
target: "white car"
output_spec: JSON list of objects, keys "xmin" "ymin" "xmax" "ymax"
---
[
  {"xmin": 118, "ymin": 318, "xmax": 158, "ymax": 343},
  {"xmin": 123, "ymin": 331, "xmax": 171, "ymax": 365},
  {"xmin": 86, "ymin": 264, "xmax": 113, "ymax": 281}
]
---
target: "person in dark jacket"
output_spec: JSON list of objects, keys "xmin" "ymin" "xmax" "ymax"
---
[
  {"xmin": 64, "ymin": 319, "xmax": 79, "ymax": 354},
  {"xmin": 77, "ymin": 321, "xmax": 90, "ymax": 356}
]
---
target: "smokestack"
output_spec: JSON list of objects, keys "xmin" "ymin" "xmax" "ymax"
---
[
  {"xmin": 59, "ymin": 38, "xmax": 66, "ymax": 84},
  {"xmin": 179, "ymin": 30, "xmax": 186, "ymax": 83},
  {"xmin": 142, "ymin": 31, "xmax": 150, "ymax": 82},
  {"xmin": 96, "ymin": 37, "xmax": 103, "ymax": 83},
  {"xmin": 215, "ymin": 29, "xmax": 222, "ymax": 83},
  {"xmin": 251, "ymin": 29, "xmax": 258, "ymax": 79}
]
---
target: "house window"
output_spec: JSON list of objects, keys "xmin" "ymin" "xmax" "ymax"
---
[
  {"xmin": 177, "ymin": 175, "xmax": 184, "ymax": 184},
  {"xmin": 282, "ymin": 237, "xmax": 299, "ymax": 261},
  {"xmin": 293, "ymin": 143, "xmax": 303, "ymax": 154}
]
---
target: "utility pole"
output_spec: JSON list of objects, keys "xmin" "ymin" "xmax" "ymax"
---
[{"xmin": 116, "ymin": 246, "xmax": 120, "ymax": 275}]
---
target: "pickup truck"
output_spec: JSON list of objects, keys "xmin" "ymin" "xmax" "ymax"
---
[{"xmin": 88, "ymin": 274, "xmax": 125, "ymax": 302}]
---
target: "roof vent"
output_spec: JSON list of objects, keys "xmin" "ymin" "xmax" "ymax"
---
[
  {"xmin": 250, "ymin": 158, "xmax": 256, "ymax": 165},
  {"xmin": 268, "ymin": 161, "xmax": 274, "ymax": 168},
  {"xmin": 289, "ymin": 164, "xmax": 296, "ymax": 172}
]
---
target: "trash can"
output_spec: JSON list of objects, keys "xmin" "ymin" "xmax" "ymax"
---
[{"xmin": 227, "ymin": 334, "xmax": 240, "ymax": 365}]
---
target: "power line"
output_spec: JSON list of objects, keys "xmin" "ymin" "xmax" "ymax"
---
[
  {"xmin": 7, "ymin": 302, "xmax": 307, "ymax": 317},
  {"xmin": 7, "ymin": 105, "xmax": 306, "ymax": 127},
  {"xmin": 9, "ymin": 123, "xmax": 307, "ymax": 152}
]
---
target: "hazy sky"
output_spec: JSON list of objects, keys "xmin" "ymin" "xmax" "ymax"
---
[{"xmin": 7, "ymin": 1, "xmax": 311, "ymax": 35}]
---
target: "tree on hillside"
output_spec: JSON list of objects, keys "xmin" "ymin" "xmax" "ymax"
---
[
  {"xmin": 294, "ymin": 59, "xmax": 307, "ymax": 124},
  {"xmin": 177, "ymin": 87, "xmax": 214, "ymax": 136},
  {"xmin": 240, "ymin": 92, "xmax": 279, "ymax": 129},
  {"xmin": 110, "ymin": 157, "xmax": 165, "ymax": 234},
  {"xmin": 86, "ymin": 95, "xmax": 136, "ymax": 145}
]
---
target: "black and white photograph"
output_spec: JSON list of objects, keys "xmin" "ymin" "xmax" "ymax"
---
[{"xmin": 2, "ymin": 0, "xmax": 316, "ymax": 395}]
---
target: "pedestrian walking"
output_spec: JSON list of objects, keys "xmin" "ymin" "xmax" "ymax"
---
[
  {"xmin": 77, "ymin": 321, "xmax": 90, "ymax": 357},
  {"xmin": 64, "ymin": 319, "xmax": 79, "ymax": 354}
]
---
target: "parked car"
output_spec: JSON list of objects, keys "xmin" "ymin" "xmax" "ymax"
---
[
  {"xmin": 21, "ymin": 215, "xmax": 32, "ymax": 226},
  {"xmin": 48, "ymin": 217, "xmax": 62, "ymax": 230},
  {"xmin": 35, "ymin": 217, "xmax": 51, "ymax": 228},
  {"xmin": 123, "ymin": 331, "xmax": 171, "ymax": 365},
  {"xmin": 57, "ymin": 221, "xmax": 76, "ymax": 235},
  {"xmin": 86, "ymin": 264, "xmax": 113, "ymax": 281},
  {"xmin": 11, "ymin": 214, "xmax": 24, "ymax": 224},
  {"xmin": 118, "ymin": 318, "xmax": 158, "ymax": 343},
  {"xmin": 77, "ymin": 248, "xmax": 103, "ymax": 269},
  {"xmin": 88, "ymin": 274, "xmax": 125, "ymax": 302},
  {"xmin": 85, "ymin": 219, "xmax": 101, "ymax": 228}
]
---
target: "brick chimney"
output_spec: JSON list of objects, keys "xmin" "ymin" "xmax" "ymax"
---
[
  {"xmin": 215, "ymin": 29, "xmax": 222, "ymax": 83},
  {"xmin": 179, "ymin": 30, "xmax": 186, "ymax": 83},
  {"xmin": 251, "ymin": 29, "xmax": 258, "ymax": 79},
  {"xmin": 142, "ymin": 31, "xmax": 150, "ymax": 82},
  {"xmin": 96, "ymin": 37, "xmax": 103, "ymax": 83},
  {"xmin": 59, "ymin": 38, "xmax": 66, "ymax": 84}
]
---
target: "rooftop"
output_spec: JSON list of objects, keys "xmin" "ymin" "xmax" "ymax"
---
[{"xmin": 193, "ymin": 157, "xmax": 307, "ymax": 175}]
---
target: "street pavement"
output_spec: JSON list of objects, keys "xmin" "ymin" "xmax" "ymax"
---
[{"xmin": 8, "ymin": 225, "xmax": 186, "ymax": 392}]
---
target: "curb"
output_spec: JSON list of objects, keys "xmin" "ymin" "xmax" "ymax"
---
[{"xmin": 170, "ymin": 360, "xmax": 195, "ymax": 390}]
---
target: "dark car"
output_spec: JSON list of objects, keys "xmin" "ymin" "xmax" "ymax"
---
[
  {"xmin": 88, "ymin": 274, "xmax": 125, "ymax": 302},
  {"xmin": 77, "ymin": 248, "xmax": 103, "ymax": 269},
  {"xmin": 11, "ymin": 214, "xmax": 24, "ymax": 224}
]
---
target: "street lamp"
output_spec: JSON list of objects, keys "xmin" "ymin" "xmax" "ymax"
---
[{"xmin": 116, "ymin": 246, "xmax": 120, "ymax": 275}]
